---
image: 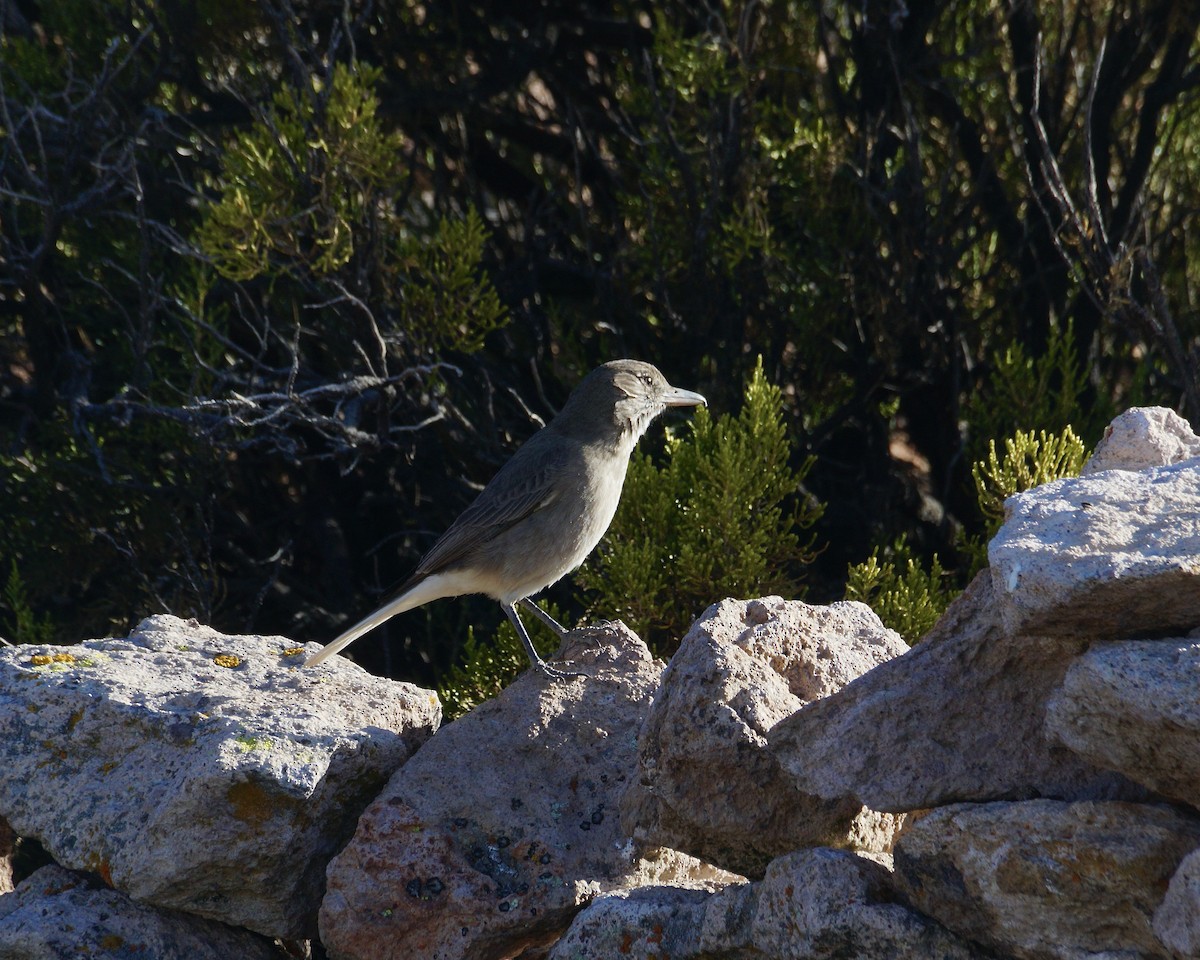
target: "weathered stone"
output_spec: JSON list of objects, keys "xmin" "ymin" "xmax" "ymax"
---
[
  {"xmin": 1082, "ymin": 406, "xmax": 1200, "ymax": 475},
  {"xmin": 1154, "ymin": 846, "xmax": 1200, "ymax": 959},
  {"xmin": 894, "ymin": 800, "xmax": 1200, "ymax": 960},
  {"xmin": 320, "ymin": 623, "xmax": 723, "ymax": 960},
  {"xmin": 988, "ymin": 459, "xmax": 1200, "ymax": 639},
  {"xmin": 0, "ymin": 864, "xmax": 278, "ymax": 960},
  {"xmin": 622, "ymin": 597, "xmax": 907, "ymax": 877},
  {"xmin": 0, "ymin": 816, "xmax": 13, "ymax": 895},
  {"xmin": 770, "ymin": 573, "xmax": 1138, "ymax": 812},
  {"xmin": 1047, "ymin": 638, "xmax": 1200, "ymax": 806},
  {"xmin": 548, "ymin": 847, "xmax": 986, "ymax": 959},
  {"xmin": 0, "ymin": 614, "xmax": 440, "ymax": 939}
]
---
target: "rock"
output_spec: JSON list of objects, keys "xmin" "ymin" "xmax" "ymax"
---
[
  {"xmin": 988, "ymin": 459, "xmax": 1200, "ymax": 638},
  {"xmin": 0, "ymin": 614, "xmax": 440, "ymax": 939},
  {"xmin": 548, "ymin": 847, "xmax": 986, "ymax": 959},
  {"xmin": 893, "ymin": 800, "xmax": 1200, "ymax": 960},
  {"xmin": 622, "ymin": 597, "xmax": 908, "ymax": 877},
  {"xmin": 0, "ymin": 816, "xmax": 13, "ymax": 895},
  {"xmin": 770, "ymin": 573, "xmax": 1138, "ymax": 812},
  {"xmin": 0, "ymin": 864, "xmax": 278, "ymax": 960},
  {"xmin": 1047, "ymin": 638, "xmax": 1200, "ymax": 806},
  {"xmin": 320, "ymin": 623, "xmax": 720, "ymax": 960},
  {"xmin": 1082, "ymin": 406, "xmax": 1200, "ymax": 475},
  {"xmin": 1154, "ymin": 847, "xmax": 1200, "ymax": 959}
]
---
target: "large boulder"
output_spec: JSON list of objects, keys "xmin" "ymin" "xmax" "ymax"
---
[
  {"xmin": 894, "ymin": 800, "xmax": 1200, "ymax": 960},
  {"xmin": 1047, "ymin": 637, "xmax": 1200, "ymax": 806},
  {"xmin": 769, "ymin": 573, "xmax": 1136, "ymax": 812},
  {"xmin": 621, "ymin": 597, "xmax": 908, "ymax": 877},
  {"xmin": 319, "ymin": 624, "xmax": 727, "ymax": 960},
  {"xmin": 0, "ymin": 864, "xmax": 278, "ymax": 960},
  {"xmin": 547, "ymin": 847, "xmax": 986, "ymax": 960},
  {"xmin": 0, "ymin": 614, "xmax": 440, "ymax": 939},
  {"xmin": 988, "ymin": 459, "xmax": 1200, "ymax": 639},
  {"xmin": 1082, "ymin": 406, "xmax": 1200, "ymax": 474}
]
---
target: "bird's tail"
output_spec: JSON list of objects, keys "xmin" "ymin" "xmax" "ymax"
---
[{"xmin": 303, "ymin": 571, "xmax": 463, "ymax": 668}]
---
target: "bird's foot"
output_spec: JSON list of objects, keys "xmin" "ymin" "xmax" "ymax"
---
[{"xmin": 534, "ymin": 658, "xmax": 586, "ymax": 681}]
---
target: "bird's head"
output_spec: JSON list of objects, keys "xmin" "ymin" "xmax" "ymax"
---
[{"xmin": 557, "ymin": 359, "xmax": 706, "ymax": 445}]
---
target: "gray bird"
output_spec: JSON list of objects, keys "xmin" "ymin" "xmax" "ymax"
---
[{"xmin": 304, "ymin": 360, "xmax": 706, "ymax": 676}]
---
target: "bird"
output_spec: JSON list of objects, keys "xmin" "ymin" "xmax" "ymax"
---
[{"xmin": 304, "ymin": 359, "xmax": 706, "ymax": 677}]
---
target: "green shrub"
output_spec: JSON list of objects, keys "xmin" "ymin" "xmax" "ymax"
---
[
  {"xmin": 844, "ymin": 539, "xmax": 954, "ymax": 645},
  {"xmin": 577, "ymin": 358, "xmax": 822, "ymax": 653},
  {"xmin": 2, "ymin": 562, "xmax": 55, "ymax": 646},
  {"xmin": 972, "ymin": 427, "xmax": 1089, "ymax": 538}
]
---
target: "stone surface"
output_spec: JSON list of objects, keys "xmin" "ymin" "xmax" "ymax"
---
[
  {"xmin": 320, "ymin": 623, "xmax": 722, "ymax": 960},
  {"xmin": 0, "ymin": 614, "xmax": 441, "ymax": 939},
  {"xmin": 1154, "ymin": 847, "xmax": 1200, "ymax": 959},
  {"xmin": 622, "ymin": 597, "xmax": 908, "ymax": 877},
  {"xmin": 1047, "ymin": 637, "xmax": 1200, "ymax": 806},
  {"xmin": 547, "ymin": 847, "xmax": 985, "ymax": 959},
  {"xmin": 988, "ymin": 459, "xmax": 1200, "ymax": 639},
  {"xmin": 0, "ymin": 864, "xmax": 278, "ymax": 960},
  {"xmin": 894, "ymin": 800, "xmax": 1200, "ymax": 960},
  {"xmin": 1082, "ymin": 406, "xmax": 1200, "ymax": 475},
  {"xmin": 0, "ymin": 816, "xmax": 13, "ymax": 896},
  {"xmin": 770, "ymin": 573, "xmax": 1139, "ymax": 812}
]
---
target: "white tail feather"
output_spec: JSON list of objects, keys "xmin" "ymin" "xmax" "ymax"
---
[{"xmin": 303, "ymin": 571, "xmax": 469, "ymax": 667}]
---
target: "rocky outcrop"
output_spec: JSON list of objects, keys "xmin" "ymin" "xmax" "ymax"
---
[
  {"xmin": 0, "ymin": 615, "xmax": 440, "ymax": 939},
  {"xmin": 1, "ymin": 406, "xmax": 1198, "ymax": 959},
  {"xmin": 620, "ymin": 596, "xmax": 908, "ymax": 876},
  {"xmin": 547, "ymin": 848, "xmax": 986, "ymax": 960},
  {"xmin": 894, "ymin": 800, "xmax": 1200, "ymax": 960},
  {"xmin": 1046, "ymin": 637, "xmax": 1200, "ymax": 805},
  {"xmin": 0, "ymin": 865, "xmax": 278, "ymax": 960},
  {"xmin": 319, "ymin": 624, "xmax": 731, "ymax": 960}
]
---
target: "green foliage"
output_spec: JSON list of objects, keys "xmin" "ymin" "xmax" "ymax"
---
[
  {"xmin": 198, "ymin": 64, "xmax": 404, "ymax": 280},
  {"xmin": 196, "ymin": 64, "xmax": 506, "ymax": 358},
  {"xmin": 844, "ymin": 540, "xmax": 954, "ymax": 645},
  {"xmin": 972, "ymin": 427, "xmax": 1089, "ymax": 538},
  {"xmin": 2, "ymin": 562, "xmax": 54, "ymax": 645},
  {"xmin": 577, "ymin": 358, "xmax": 821, "ymax": 653},
  {"xmin": 964, "ymin": 322, "xmax": 1102, "ymax": 460},
  {"xmin": 437, "ymin": 604, "xmax": 563, "ymax": 720}
]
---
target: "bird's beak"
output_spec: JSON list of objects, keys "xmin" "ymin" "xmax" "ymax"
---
[{"xmin": 662, "ymin": 386, "xmax": 707, "ymax": 408}]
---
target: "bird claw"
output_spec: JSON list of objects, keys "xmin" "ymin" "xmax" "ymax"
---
[{"xmin": 535, "ymin": 659, "xmax": 586, "ymax": 681}]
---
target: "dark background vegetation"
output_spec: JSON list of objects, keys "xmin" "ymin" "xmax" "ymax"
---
[{"xmin": 2, "ymin": 0, "xmax": 1198, "ymax": 686}]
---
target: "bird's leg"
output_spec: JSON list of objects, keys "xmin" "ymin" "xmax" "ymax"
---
[
  {"xmin": 502, "ymin": 602, "xmax": 580, "ymax": 680},
  {"xmin": 519, "ymin": 598, "xmax": 570, "ymax": 637}
]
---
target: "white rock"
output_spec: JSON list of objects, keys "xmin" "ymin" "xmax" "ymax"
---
[
  {"xmin": 547, "ymin": 848, "xmax": 986, "ymax": 959},
  {"xmin": 319, "ymin": 624, "xmax": 726, "ymax": 960},
  {"xmin": 1083, "ymin": 406, "xmax": 1200, "ymax": 474},
  {"xmin": 622, "ymin": 597, "xmax": 908, "ymax": 877},
  {"xmin": 0, "ymin": 614, "xmax": 440, "ymax": 939},
  {"xmin": 0, "ymin": 864, "xmax": 278, "ymax": 960},
  {"xmin": 988, "ymin": 460, "xmax": 1200, "ymax": 638},
  {"xmin": 1154, "ymin": 847, "xmax": 1200, "ymax": 959},
  {"xmin": 1047, "ymin": 638, "xmax": 1200, "ymax": 806}
]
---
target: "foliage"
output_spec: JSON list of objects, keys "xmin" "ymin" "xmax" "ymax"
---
[
  {"xmin": 437, "ymin": 604, "xmax": 563, "ymax": 720},
  {"xmin": 578, "ymin": 358, "xmax": 821, "ymax": 653},
  {"xmin": 844, "ymin": 540, "xmax": 954, "ymax": 645},
  {"xmin": 2, "ymin": 1, "xmax": 1198, "ymax": 687},
  {"xmin": 2, "ymin": 563, "xmax": 55, "ymax": 645},
  {"xmin": 964, "ymin": 322, "xmax": 1103, "ymax": 462},
  {"xmin": 972, "ymin": 428, "xmax": 1090, "ymax": 538}
]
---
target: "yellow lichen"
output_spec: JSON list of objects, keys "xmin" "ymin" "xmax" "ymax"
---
[
  {"xmin": 281, "ymin": 646, "xmax": 305, "ymax": 657},
  {"xmin": 29, "ymin": 652, "xmax": 76, "ymax": 667},
  {"xmin": 213, "ymin": 653, "xmax": 241, "ymax": 668}
]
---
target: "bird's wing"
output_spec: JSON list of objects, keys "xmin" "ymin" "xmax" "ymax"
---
[{"xmin": 408, "ymin": 435, "xmax": 577, "ymax": 579}]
